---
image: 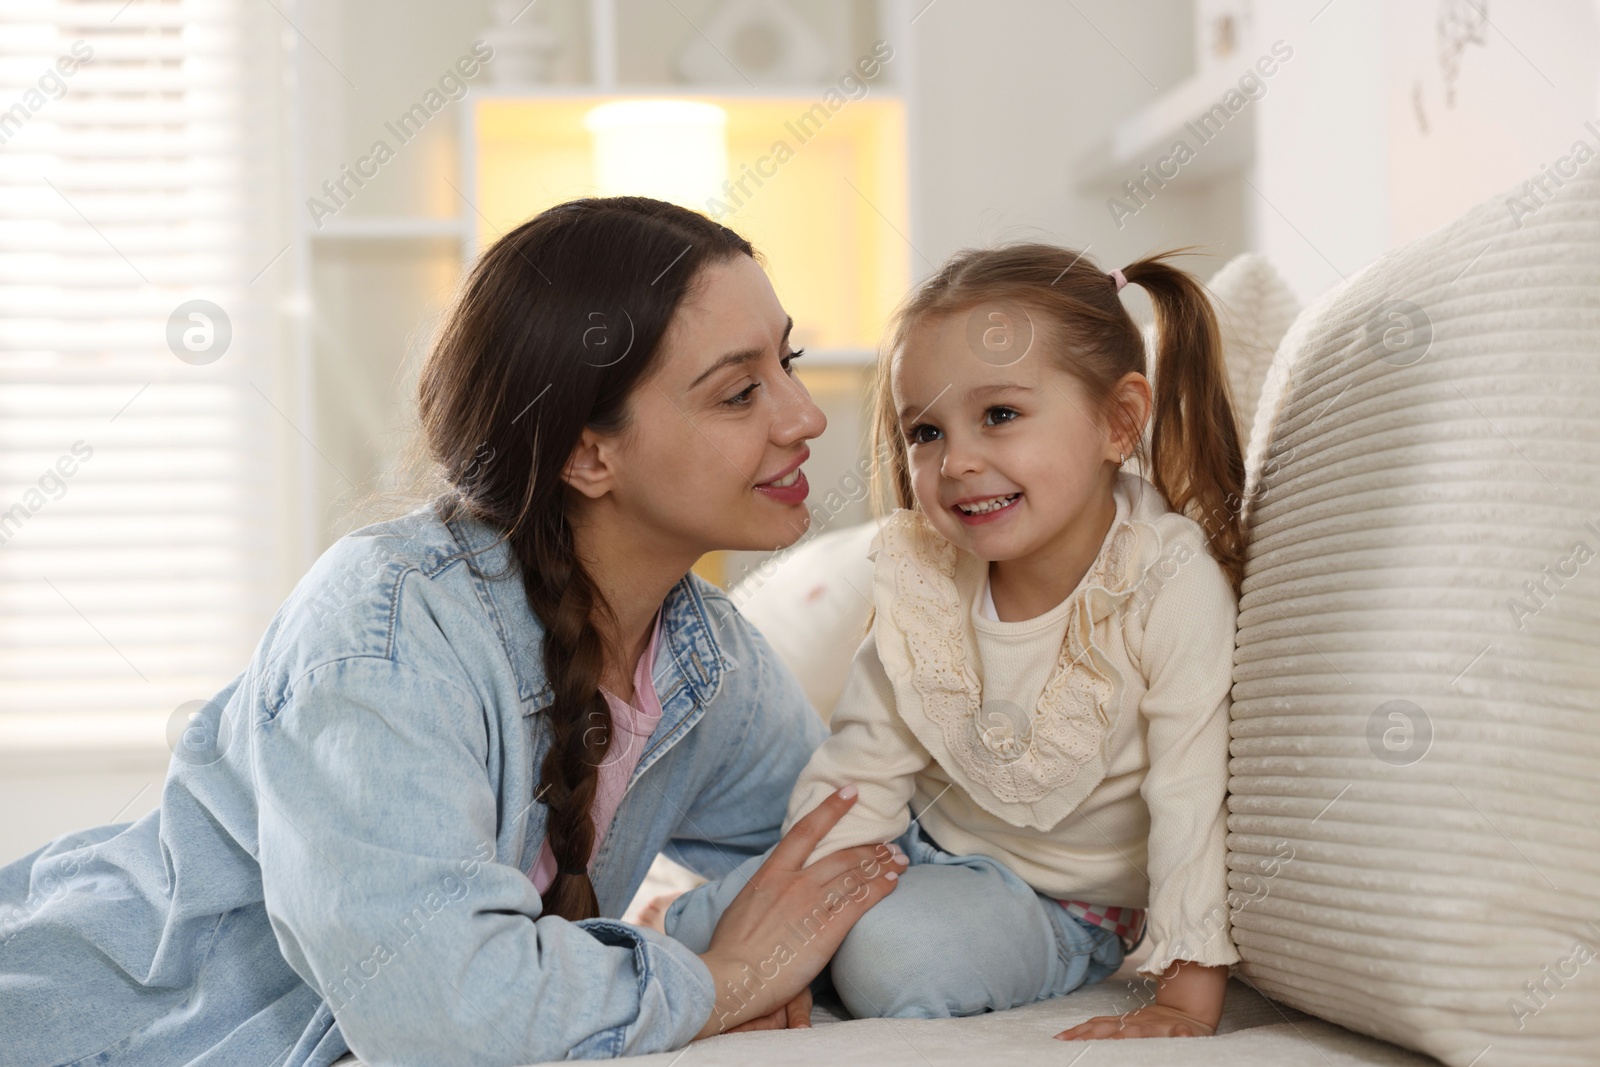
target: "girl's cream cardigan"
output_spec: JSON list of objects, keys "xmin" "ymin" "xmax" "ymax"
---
[{"xmin": 781, "ymin": 470, "xmax": 1241, "ymax": 976}]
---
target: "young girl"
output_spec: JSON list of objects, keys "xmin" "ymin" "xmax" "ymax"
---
[{"xmin": 665, "ymin": 242, "xmax": 1246, "ymax": 1040}]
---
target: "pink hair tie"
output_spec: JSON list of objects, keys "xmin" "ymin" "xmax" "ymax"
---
[{"xmin": 1109, "ymin": 268, "xmax": 1128, "ymax": 293}]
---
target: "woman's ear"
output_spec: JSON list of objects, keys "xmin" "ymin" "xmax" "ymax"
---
[
  {"xmin": 1106, "ymin": 371, "xmax": 1153, "ymax": 460},
  {"xmin": 562, "ymin": 427, "xmax": 616, "ymax": 500}
]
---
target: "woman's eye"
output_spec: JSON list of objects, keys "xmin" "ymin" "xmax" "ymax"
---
[
  {"xmin": 724, "ymin": 383, "xmax": 758, "ymax": 407},
  {"xmin": 724, "ymin": 348, "xmax": 805, "ymax": 407},
  {"xmin": 985, "ymin": 406, "xmax": 1019, "ymax": 426},
  {"xmin": 906, "ymin": 423, "xmax": 941, "ymax": 446}
]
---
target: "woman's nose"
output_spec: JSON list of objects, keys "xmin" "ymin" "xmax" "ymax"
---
[{"xmin": 772, "ymin": 369, "xmax": 827, "ymax": 444}]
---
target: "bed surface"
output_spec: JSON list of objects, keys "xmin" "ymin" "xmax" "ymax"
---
[{"xmin": 331, "ymin": 944, "xmax": 1437, "ymax": 1066}]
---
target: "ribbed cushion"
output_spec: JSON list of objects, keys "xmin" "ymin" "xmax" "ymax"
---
[{"xmin": 1229, "ymin": 173, "xmax": 1600, "ymax": 1067}]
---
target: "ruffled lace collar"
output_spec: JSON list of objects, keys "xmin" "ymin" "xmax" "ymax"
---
[{"xmin": 869, "ymin": 471, "xmax": 1172, "ymax": 831}]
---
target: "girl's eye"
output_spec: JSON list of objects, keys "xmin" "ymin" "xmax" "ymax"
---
[
  {"xmin": 781, "ymin": 347, "xmax": 806, "ymax": 372},
  {"xmin": 905, "ymin": 423, "xmax": 941, "ymax": 446},
  {"xmin": 985, "ymin": 405, "xmax": 1019, "ymax": 426}
]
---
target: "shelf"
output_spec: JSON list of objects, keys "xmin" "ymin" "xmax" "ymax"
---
[
  {"xmin": 471, "ymin": 85, "xmax": 908, "ymax": 102},
  {"xmin": 1075, "ymin": 59, "xmax": 1259, "ymax": 191},
  {"xmin": 310, "ymin": 216, "xmax": 468, "ymax": 241},
  {"xmin": 800, "ymin": 347, "xmax": 877, "ymax": 367}
]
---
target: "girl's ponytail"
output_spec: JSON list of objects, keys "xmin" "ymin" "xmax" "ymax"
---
[{"xmin": 1123, "ymin": 248, "xmax": 1246, "ymax": 592}]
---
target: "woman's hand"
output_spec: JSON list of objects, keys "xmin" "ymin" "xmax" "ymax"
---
[
  {"xmin": 1055, "ymin": 959, "xmax": 1227, "ymax": 1042},
  {"xmin": 634, "ymin": 891, "xmax": 684, "ymax": 933},
  {"xmin": 693, "ymin": 785, "xmax": 907, "ymax": 1040},
  {"xmin": 722, "ymin": 986, "xmax": 813, "ymax": 1032}
]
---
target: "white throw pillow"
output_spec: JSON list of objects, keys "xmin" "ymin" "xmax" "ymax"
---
[
  {"xmin": 1204, "ymin": 252, "xmax": 1302, "ymax": 442},
  {"xmin": 1229, "ymin": 171, "xmax": 1600, "ymax": 1067},
  {"xmin": 730, "ymin": 520, "xmax": 880, "ymax": 723}
]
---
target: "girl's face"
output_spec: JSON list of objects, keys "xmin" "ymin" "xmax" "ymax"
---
[
  {"xmin": 892, "ymin": 305, "xmax": 1128, "ymax": 563},
  {"xmin": 592, "ymin": 255, "xmax": 827, "ymax": 558}
]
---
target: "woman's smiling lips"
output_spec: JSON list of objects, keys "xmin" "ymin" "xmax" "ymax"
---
[
  {"xmin": 950, "ymin": 490, "xmax": 1022, "ymax": 525},
  {"xmin": 754, "ymin": 446, "xmax": 810, "ymax": 505}
]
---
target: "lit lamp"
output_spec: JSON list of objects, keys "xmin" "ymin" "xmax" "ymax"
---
[{"xmin": 583, "ymin": 100, "xmax": 729, "ymax": 210}]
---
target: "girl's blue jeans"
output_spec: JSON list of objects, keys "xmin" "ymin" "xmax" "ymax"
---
[{"xmin": 663, "ymin": 816, "xmax": 1127, "ymax": 1020}]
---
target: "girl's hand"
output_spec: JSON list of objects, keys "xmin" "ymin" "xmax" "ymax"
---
[
  {"xmin": 1055, "ymin": 1003, "xmax": 1216, "ymax": 1040},
  {"xmin": 693, "ymin": 785, "xmax": 907, "ymax": 1041},
  {"xmin": 1056, "ymin": 959, "xmax": 1227, "ymax": 1041},
  {"xmin": 723, "ymin": 986, "xmax": 813, "ymax": 1032}
]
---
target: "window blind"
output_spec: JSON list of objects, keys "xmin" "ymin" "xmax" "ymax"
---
[{"xmin": 0, "ymin": 0, "xmax": 281, "ymax": 743}]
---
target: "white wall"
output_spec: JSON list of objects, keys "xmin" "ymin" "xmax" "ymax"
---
[
  {"xmin": 906, "ymin": 1, "xmax": 1209, "ymax": 281},
  {"xmin": 1254, "ymin": 0, "xmax": 1392, "ymax": 306},
  {"xmin": 1385, "ymin": 0, "xmax": 1600, "ymax": 245},
  {"xmin": 1254, "ymin": 0, "xmax": 1600, "ymax": 306}
]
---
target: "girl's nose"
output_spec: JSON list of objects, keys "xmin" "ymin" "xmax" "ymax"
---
[{"xmin": 940, "ymin": 433, "xmax": 984, "ymax": 477}]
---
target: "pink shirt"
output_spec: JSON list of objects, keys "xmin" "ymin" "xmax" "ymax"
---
[{"xmin": 530, "ymin": 608, "xmax": 665, "ymax": 893}]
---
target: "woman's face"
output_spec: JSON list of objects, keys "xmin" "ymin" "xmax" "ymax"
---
[{"xmin": 594, "ymin": 255, "xmax": 827, "ymax": 559}]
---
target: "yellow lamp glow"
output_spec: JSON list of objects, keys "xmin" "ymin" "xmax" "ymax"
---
[
  {"xmin": 583, "ymin": 99, "xmax": 729, "ymax": 210},
  {"xmin": 473, "ymin": 94, "xmax": 908, "ymax": 351}
]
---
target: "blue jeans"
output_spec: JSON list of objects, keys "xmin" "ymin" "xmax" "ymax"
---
[{"xmin": 665, "ymin": 817, "xmax": 1126, "ymax": 1020}]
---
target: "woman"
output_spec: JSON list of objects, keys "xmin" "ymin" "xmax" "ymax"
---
[{"xmin": 0, "ymin": 198, "xmax": 907, "ymax": 1066}]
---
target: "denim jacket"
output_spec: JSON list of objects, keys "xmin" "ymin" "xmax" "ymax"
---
[{"xmin": 0, "ymin": 499, "xmax": 828, "ymax": 1066}]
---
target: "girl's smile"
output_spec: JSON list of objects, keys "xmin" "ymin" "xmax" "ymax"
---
[{"xmin": 950, "ymin": 490, "xmax": 1022, "ymax": 524}]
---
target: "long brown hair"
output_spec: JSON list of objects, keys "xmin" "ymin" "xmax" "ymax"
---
[
  {"xmin": 417, "ymin": 197, "xmax": 754, "ymax": 921},
  {"xmin": 869, "ymin": 243, "xmax": 1246, "ymax": 593}
]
